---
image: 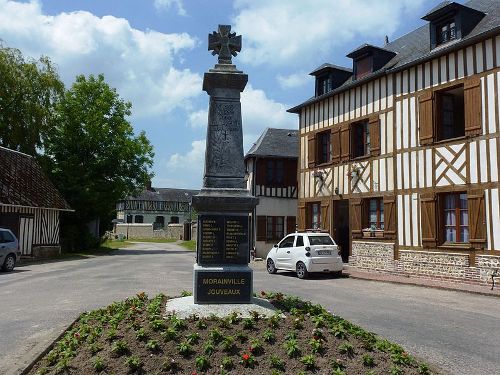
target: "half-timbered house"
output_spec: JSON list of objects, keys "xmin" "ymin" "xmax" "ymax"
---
[
  {"xmin": 245, "ymin": 128, "xmax": 298, "ymax": 258},
  {"xmin": 0, "ymin": 146, "xmax": 72, "ymax": 257},
  {"xmin": 288, "ymin": 0, "xmax": 500, "ymax": 283}
]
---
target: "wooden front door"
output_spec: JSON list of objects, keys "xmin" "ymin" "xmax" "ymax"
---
[{"xmin": 333, "ymin": 200, "xmax": 350, "ymax": 263}]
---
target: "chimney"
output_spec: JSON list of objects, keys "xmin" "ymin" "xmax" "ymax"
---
[
  {"xmin": 384, "ymin": 35, "xmax": 389, "ymax": 45},
  {"xmin": 145, "ymin": 180, "xmax": 152, "ymax": 191}
]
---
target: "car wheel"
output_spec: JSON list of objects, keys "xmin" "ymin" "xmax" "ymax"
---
[
  {"xmin": 332, "ymin": 270, "xmax": 343, "ymax": 277},
  {"xmin": 2, "ymin": 254, "xmax": 15, "ymax": 272},
  {"xmin": 296, "ymin": 261, "xmax": 308, "ymax": 279},
  {"xmin": 267, "ymin": 259, "xmax": 277, "ymax": 274}
]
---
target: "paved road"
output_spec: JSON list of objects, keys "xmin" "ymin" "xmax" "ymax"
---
[{"xmin": 1, "ymin": 242, "xmax": 499, "ymax": 375}]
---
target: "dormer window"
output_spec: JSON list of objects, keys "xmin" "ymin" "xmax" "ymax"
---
[
  {"xmin": 437, "ymin": 19, "xmax": 457, "ymax": 45},
  {"xmin": 346, "ymin": 44, "xmax": 396, "ymax": 81},
  {"xmin": 317, "ymin": 76, "xmax": 332, "ymax": 96},
  {"xmin": 309, "ymin": 63, "xmax": 352, "ymax": 97},
  {"xmin": 355, "ymin": 55, "xmax": 372, "ymax": 80}
]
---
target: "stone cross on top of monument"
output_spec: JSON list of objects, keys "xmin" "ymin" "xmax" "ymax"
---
[{"xmin": 208, "ymin": 24, "xmax": 242, "ymax": 65}]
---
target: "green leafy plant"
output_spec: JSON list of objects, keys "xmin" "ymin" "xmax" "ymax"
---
[
  {"xmin": 180, "ymin": 290, "xmax": 192, "ymax": 297},
  {"xmin": 240, "ymin": 352, "xmax": 256, "ymax": 368},
  {"xmin": 418, "ymin": 363, "xmax": 431, "ymax": 375},
  {"xmin": 186, "ymin": 332, "xmax": 200, "ymax": 344},
  {"xmin": 331, "ymin": 369, "xmax": 347, "ymax": 375},
  {"xmin": 111, "ymin": 340, "xmax": 129, "ymax": 356},
  {"xmin": 331, "ymin": 358, "xmax": 345, "ymax": 371},
  {"xmin": 55, "ymin": 358, "xmax": 71, "ymax": 373},
  {"xmin": 221, "ymin": 336, "xmax": 235, "ymax": 352},
  {"xmin": 146, "ymin": 339, "xmax": 160, "ymax": 351},
  {"xmin": 262, "ymin": 328, "xmax": 276, "ymax": 343},
  {"xmin": 292, "ymin": 317, "xmax": 304, "ymax": 330},
  {"xmin": 88, "ymin": 342, "xmax": 103, "ymax": 355},
  {"xmin": 195, "ymin": 355, "xmax": 210, "ymax": 372},
  {"xmin": 170, "ymin": 316, "xmax": 187, "ymax": 331},
  {"xmin": 391, "ymin": 351, "xmax": 415, "ymax": 366},
  {"xmin": 330, "ymin": 325, "xmax": 347, "ymax": 339},
  {"xmin": 221, "ymin": 356, "xmax": 234, "ymax": 370},
  {"xmin": 135, "ymin": 327, "xmax": 147, "ymax": 340},
  {"xmin": 249, "ymin": 338, "xmax": 264, "ymax": 355},
  {"xmin": 375, "ymin": 339, "xmax": 392, "ymax": 352},
  {"xmin": 209, "ymin": 328, "xmax": 224, "ymax": 343},
  {"xmin": 227, "ymin": 311, "xmax": 241, "ymax": 325},
  {"xmin": 204, "ymin": 340, "xmax": 216, "ymax": 356},
  {"xmin": 196, "ymin": 320, "xmax": 207, "ymax": 330},
  {"xmin": 391, "ymin": 365, "xmax": 404, "ymax": 375},
  {"xmin": 269, "ymin": 313, "xmax": 281, "ymax": 328},
  {"xmin": 269, "ymin": 354, "xmax": 285, "ymax": 371},
  {"xmin": 162, "ymin": 357, "xmax": 179, "ymax": 372},
  {"xmin": 150, "ymin": 318, "xmax": 166, "ymax": 331},
  {"xmin": 242, "ymin": 318, "xmax": 255, "ymax": 330},
  {"xmin": 177, "ymin": 341, "xmax": 192, "ymax": 357},
  {"xmin": 311, "ymin": 315, "xmax": 325, "ymax": 328},
  {"xmin": 338, "ymin": 342, "xmax": 355, "ymax": 357},
  {"xmin": 362, "ymin": 354, "xmax": 375, "ymax": 367},
  {"xmin": 236, "ymin": 332, "xmax": 248, "ymax": 343},
  {"xmin": 284, "ymin": 338, "xmax": 301, "ymax": 358},
  {"xmin": 92, "ymin": 356, "xmax": 105, "ymax": 372},
  {"xmin": 105, "ymin": 328, "xmax": 117, "ymax": 341},
  {"xmin": 250, "ymin": 310, "xmax": 261, "ymax": 321},
  {"xmin": 309, "ymin": 337, "xmax": 324, "ymax": 354},
  {"xmin": 161, "ymin": 327, "xmax": 178, "ymax": 342},
  {"xmin": 125, "ymin": 355, "xmax": 142, "ymax": 371},
  {"xmin": 300, "ymin": 354, "xmax": 316, "ymax": 370}
]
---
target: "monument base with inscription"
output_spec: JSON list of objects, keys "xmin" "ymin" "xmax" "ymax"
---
[{"xmin": 193, "ymin": 264, "xmax": 252, "ymax": 304}]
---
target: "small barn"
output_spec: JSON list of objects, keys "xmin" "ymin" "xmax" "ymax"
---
[{"xmin": 0, "ymin": 146, "xmax": 72, "ymax": 257}]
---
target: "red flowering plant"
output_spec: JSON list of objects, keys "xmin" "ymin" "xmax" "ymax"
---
[{"xmin": 240, "ymin": 352, "xmax": 256, "ymax": 368}]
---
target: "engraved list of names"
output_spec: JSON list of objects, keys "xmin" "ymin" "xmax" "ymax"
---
[{"xmin": 198, "ymin": 215, "xmax": 248, "ymax": 265}]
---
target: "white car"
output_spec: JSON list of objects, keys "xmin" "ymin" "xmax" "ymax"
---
[{"xmin": 266, "ymin": 232, "xmax": 343, "ymax": 279}]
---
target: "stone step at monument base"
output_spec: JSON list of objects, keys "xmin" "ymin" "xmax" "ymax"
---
[
  {"xmin": 164, "ymin": 296, "xmax": 278, "ymax": 319},
  {"xmin": 193, "ymin": 264, "xmax": 252, "ymax": 304}
]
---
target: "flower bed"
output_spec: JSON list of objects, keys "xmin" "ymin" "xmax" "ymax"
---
[{"xmin": 29, "ymin": 291, "xmax": 437, "ymax": 374}]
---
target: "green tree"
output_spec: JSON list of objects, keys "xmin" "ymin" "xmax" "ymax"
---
[
  {"xmin": 44, "ymin": 74, "xmax": 154, "ymax": 248},
  {"xmin": 0, "ymin": 43, "xmax": 64, "ymax": 155}
]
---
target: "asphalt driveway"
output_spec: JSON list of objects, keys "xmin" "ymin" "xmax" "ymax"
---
[{"xmin": 1, "ymin": 242, "xmax": 499, "ymax": 375}]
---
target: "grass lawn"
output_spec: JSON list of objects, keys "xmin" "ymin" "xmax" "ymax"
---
[
  {"xmin": 28, "ymin": 292, "xmax": 436, "ymax": 375},
  {"xmin": 179, "ymin": 240, "xmax": 196, "ymax": 251},
  {"xmin": 125, "ymin": 238, "xmax": 178, "ymax": 243}
]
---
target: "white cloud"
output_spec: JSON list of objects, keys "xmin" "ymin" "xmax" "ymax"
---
[
  {"xmin": 154, "ymin": 0, "xmax": 186, "ymax": 16},
  {"xmin": 277, "ymin": 72, "xmax": 309, "ymax": 89},
  {"xmin": 0, "ymin": 0, "xmax": 201, "ymax": 118},
  {"xmin": 232, "ymin": 0, "xmax": 425, "ymax": 66},
  {"xmin": 164, "ymin": 140, "xmax": 206, "ymax": 188},
  {"xmin": 188, "ymin": 109, "xmax": 208, "ymax": 128}
]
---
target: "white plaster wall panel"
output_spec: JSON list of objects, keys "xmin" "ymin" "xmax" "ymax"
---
[
  {"xmin": 498, "ymin": 72, "xmax": 500, "ymax": 131},
  {"xmin": 466, "ymin": 46, "xmax": 474, "ymax": 76},
  {"xmin": 381, "ymin": 76, "xmax": 387, "ymax": 111},
  {"xmin": 398, "ymin": 195, "xmax": 405, "ymax": 246},
  {"xmin": 424, "ymin": 62, "xmax": 431, "ymax": 90},
  {"xmin": 418, "ymin": 150, "xmax": 425, "ymax": 188},
  {"xmin": 256, "ymin": 196, "xmax": 298, "ymax": 217},
  {"xmin": 485, "ymin": 189, "xmax": 492, "ymax": 251},
  {"xmin": 328, "ymin": 97, "xmax": 334, "ymax": 126},
  {"xmin": 432, "ymin": 59, "xmax": 439, "ymax": 86},
  {"xmin": 402, "ymin": 98, "xmax": 409, "ymax": 149},
  {"xmin": 368, "ymin": 81, "xmax": 374, "ymax": 114},
  {"xmin": 387, "ymin": 157, "xmax": 394, "ymax": 191},
  {"xmin": 487, "ymin": 74, "xmax": 496, "ymax": 134},
  {"xmin": 386, "ymin": 111, "xmax": 394, "ymax": 153},
  {"xmin": 440, "ymin": 56, "xmax": 447, "ymax": 84},
  {"xmin": 342, "ymin": 165, "xmax": 348, "ymax": 195},
  {"xmin": 496, "ymin": 36, "xmax": 500, "ymax": 68},
  {"xmin": 489, "ymin": 139, "xmax": 498, "ymax": 182},
  {"xmin": 360, "ymin": 85, "xmax": 365, "ymax": 117},
  {"xmin": 266, "ymin": 187, "xmax": 271, "ymax": 196},
  {"xmin": 380, "ymin": 158, "xmax": 387, "ymax": 192},
  {"xmin": 449, "ymin": 52, "xmax": 456, "ymax": 82},
  {"xmin": 349, "ymin": 89, "xmax": 355, "ymax": 120},
  {"xmin": 387, "ymin": 75, "xmax": 394, "ymax": 108},
  {"xmin": 373, "ymin": 159, "xmax": 379, "ymax": 192},
  {"xmin": 396, "ymin": 101, "xmax": 402, "ymax": 150},
  {"xmin": 380, "ymin": 112, "xmax": 387, "ymax": 155},
  {"xmin": 491, "ymin": 188, "xmax": 500, "ymax": 251},
  {"xmin": 409, "ymin": 67, "xmax": 416, "ymax": 93},
  {"xmin": 481, "ymin": 77, "xmax": 487, "ymax": 135},
  {"xmin": 412, "ymin": 193, "xmax": 419, "ymax": 247},
  {"xmin": 309, "ymin": 170, "xmax": 315, "ymax": 197},
  {"xmin": 404, "ymin": 194, "xmax": 411, "ymax": 246},
  {"xmin": 304, "ymin": 171, "xmax": 310, "ymax": 198},
  {"xmin": 480, "ymin": 139, "xmax": 488, "ymax": 183},
  {"xmin": 457, "ymin": 49, "xmax": 465, "ymax": 78},
  {"xmin": 485, "ymin": 39, "xmax": 494, "ymax": 70},
  {"xmin": 402, "ymin": 70, "xmax": 409, "ymax": 96},
  {"xmin": 403, "ymin": 153, "xmax": 409, "ymax": 189},
  {"xmin": 470, "ymin": 141, "xmax": 478, "ymax": 183},
  {"xmin": 396, "ymin": 72, "xmax": 401, "ymax": 97},
  {"xmin": 417, "ymin": 64, "xmax": 423, "ymax": 91},
  {"xmin": 411, "ymin": 151, "xmax": 417, "ymax": 189},
  {"xmin": 397, "ymin": 153, "xmax": 402, "ymax": 189},
  {"xmin": 410, "ymin": 97, "xmax": 417, "ymax": 148},
  {"xmin": 333, "ymin": 96, "xmax": 339, "ymax": 124},
  {"xmin": 374, "ymin": 79, "xmax": 380, "ymax": 112},
  {"xmin": 476, "ymin": 42, "xmax": 484, "ymax": 73},
  {"xmin": 426, "ymin": 149, "xmax": 433, "ymax": 187}
]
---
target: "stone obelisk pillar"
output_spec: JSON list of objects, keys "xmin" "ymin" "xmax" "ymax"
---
[{"xmin": 191, "ymin": 25, "xmax": 258, "ymax": 304}]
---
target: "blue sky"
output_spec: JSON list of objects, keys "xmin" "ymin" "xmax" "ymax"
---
[{"xmin": 0, "ymin": 0, "xmax": 443, "ymax": 189}]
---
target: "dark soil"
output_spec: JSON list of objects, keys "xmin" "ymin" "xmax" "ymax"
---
[{"xmin": 28, "ymin": 292, "xmax": 438, "ymax": 375}]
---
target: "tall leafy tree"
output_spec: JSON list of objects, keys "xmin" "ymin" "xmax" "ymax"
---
[
  {"xmin": 0, "ymin": 43, "xmax": 64, "ymax": 155},
  {"xmin": 45, "ymin": 74, "xmax": 154, "ymax": 246}
]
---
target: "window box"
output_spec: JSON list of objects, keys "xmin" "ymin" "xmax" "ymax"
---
[{"xmin": 362, "ymin": 229, "xmax": 384, "ymax": 238}]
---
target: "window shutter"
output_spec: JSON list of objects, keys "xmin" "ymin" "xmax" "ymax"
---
[
  {"xmin": 298, "ymin": 203, "xmax": 306, "ymax": 231},
  {"xmin": 464, "ymin": 77, "xmax": 482, "ymax": 137},
  {"xmin": 351, "ymin": 198, "xmax": 363, "ymax": 239},
  {"xmin": 420, "ymin": 193, "xmax": 437, "ymax": 248},
  {"xmin": 321, "ymin": 200, "xmax": 330, "ymax": 232},
  {"xmin": 256, "ymin": 216, "xmax": 266, "ymax": 241},
  {"xmin": 340, "ymin": 123, "xmax": 350, "ymax": 162},
  {"xmin": 286, "ymin": 216, "xmax": 296, "ymax": 235},
  {"xmin": 418, "ymin": 90, "xmax": 435, "ymax": 145},
  {"xmin": 256, "ymin": 159, "xmax": 266, "ymax": 185},
  {"xmin": 468, "ymin": 189, "xmax": 486, "ymax": 249},
  {"xmin": 383, "ymin": 196, "xmax": 396, "ymax": 239},
  {"xmin": 308, "ymin": 134, "xmax": 316, "ymax": 168},
  {"xmin": 331, "ymin": 127, "xmax": 341, "ymax": 163},
  {"xmin": 369, "ymin": 115, "xmax": 381, "ymax": 156}
]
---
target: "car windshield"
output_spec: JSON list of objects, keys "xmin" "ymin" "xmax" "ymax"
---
[{"xmin": 308, "ymin": 235, "xmax": 334, "ymax": 245}]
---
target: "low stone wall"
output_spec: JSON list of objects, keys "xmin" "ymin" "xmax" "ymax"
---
[
  {"xmin": 115, "ymin": 223, "xmax": 153, "ymax": 238},
  {"xmin": 350, "ymin": 241, "xmax": 395, "ymax": 272},
  {"xmin": 32, "ymin": 246, "xmax": 61, "ymax": 258},
  {"xmin": 350, "ymin": 242, "xmax": 500, "ymax": 285}
]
